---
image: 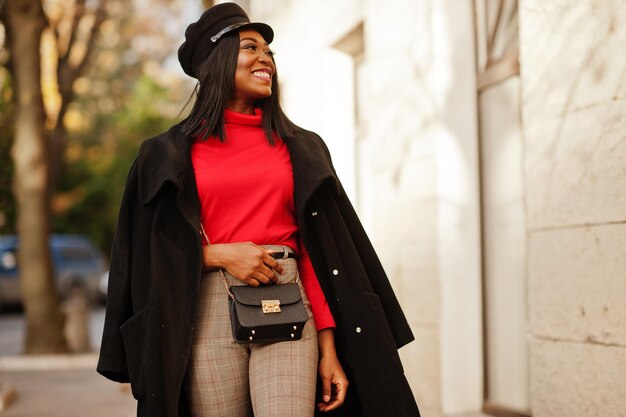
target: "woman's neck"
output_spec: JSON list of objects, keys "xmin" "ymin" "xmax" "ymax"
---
[{"xmin": 226, "ymin": 99, "xmax": 256, "ymax": 115}]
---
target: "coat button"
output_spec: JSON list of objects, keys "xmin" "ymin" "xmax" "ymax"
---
[
  {"xmin": 356, "ymin": 327, "xmax": 362, "ymax": 333},
  {"xmin": 312, "ymin": 211, "xmax": 318, "ymax": 216},
  {"xmin": 332, "ymin": 269, "xmax": 339, "ymax": 276}
]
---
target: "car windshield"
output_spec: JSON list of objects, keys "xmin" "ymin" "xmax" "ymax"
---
[{"xmin": 58, "ymin": 246, "xmax": 96, "ymax": 265}]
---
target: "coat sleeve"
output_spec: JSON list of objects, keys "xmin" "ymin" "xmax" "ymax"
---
[
  {"xmin": 335, "ymin": 182, "xmax": 415, "ymax": 349},
  {"xmin": 310, "ymin": 133, "xmax": 414, "ymax": 348},
  {"xmin": 97, "ymin": 158, "xmax": 139, "ymax": 383}
]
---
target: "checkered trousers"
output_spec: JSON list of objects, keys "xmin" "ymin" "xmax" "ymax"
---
[{"xmin": 185, "ymin": 246, "xmax": 318, "ymax": 417}]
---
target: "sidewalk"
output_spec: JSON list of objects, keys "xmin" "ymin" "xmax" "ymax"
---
[
  {"xmin": 0, "ymin": 353, "xmax": 135, "ymax": 417},
  {"xmin": 0, "ymin": 307, "xmax": 135, "ymax": 416},
  {"xmin": 0, "ymin": 354, "xmax": 494, "ymax": 417}
]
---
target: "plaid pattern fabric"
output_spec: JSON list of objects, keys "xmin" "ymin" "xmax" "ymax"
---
[{"xmin": 185, "ymin": 246, "xmax": 318, "ymax": 417}]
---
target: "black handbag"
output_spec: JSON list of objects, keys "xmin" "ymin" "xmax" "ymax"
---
[
  {"xmin": 200, "ymin": 224, "xmax": 308, "ymax": 344},
  {"xmin": 227, "ymin": 282, "xmax": 308, "ymax": 344}
]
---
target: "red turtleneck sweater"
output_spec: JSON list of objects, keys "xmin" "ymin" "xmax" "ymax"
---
[{"xmin": 191, "ymin": 108, "xmax": 335, "ymax": 331}]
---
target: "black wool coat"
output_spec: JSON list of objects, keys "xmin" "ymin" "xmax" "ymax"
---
[{"xmin": 97, "ymin": 123, "xmax": 420, "ymax": 417}]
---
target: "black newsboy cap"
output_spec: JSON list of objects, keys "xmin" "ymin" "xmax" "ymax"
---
[{"xmin": 178, "ymin": 2, "xmax": 274, "ymax": 79}]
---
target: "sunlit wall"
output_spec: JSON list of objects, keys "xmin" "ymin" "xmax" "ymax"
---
[{"xmin": 250, "ymin": 1, "xmax": 483, "ymax": 415}]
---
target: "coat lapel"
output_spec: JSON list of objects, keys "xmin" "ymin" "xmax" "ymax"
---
[
  {"xmin": 282, "ymin": 130, "xmax": 341, "ymax": 218},
  {"xmin": 136, "ymin": 125, "xmax": 338, "ymax": 233},
  {"xmin": 133, "ymin": 128, "xmax": 343, "ymax": 409},
  {"xmin": 137, "ymin": 124, "xmax": 200, "ymax": 230}
]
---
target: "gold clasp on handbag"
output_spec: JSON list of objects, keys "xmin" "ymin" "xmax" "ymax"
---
[{"xmin": 261, "ymin": 299, "xmax": 281, "ymax": 313}]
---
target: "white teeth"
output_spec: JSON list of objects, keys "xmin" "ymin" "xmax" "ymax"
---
[{"xmin": 253, "ymin": 71, "xmax": 270, "ymax": 79}]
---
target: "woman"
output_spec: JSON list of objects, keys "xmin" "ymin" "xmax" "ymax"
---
[{"xmin": 98, "ymin": 3, "xmax": 420, "ymax": 417}]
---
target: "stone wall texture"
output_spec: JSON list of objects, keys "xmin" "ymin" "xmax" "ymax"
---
[
  {"xmin": 248, "ymin": 0, "xmax": 626, "ymax": 415},
  {"xmin": 520, "ymin": 0, "xmax": 626, "ymax": 415},
  {"xmin": 249, "ymin": 2, "xmax": 452, "ymax": 415}
]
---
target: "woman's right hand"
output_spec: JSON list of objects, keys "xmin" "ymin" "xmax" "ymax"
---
[{"xmin": 202, "ymin": 242, "xmax": 283, "ymax": 286}]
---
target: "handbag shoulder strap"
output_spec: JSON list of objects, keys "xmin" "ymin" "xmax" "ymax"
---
[{"xmin": 200, "ymin": 223, "xmax": 234, "ymax": 300}]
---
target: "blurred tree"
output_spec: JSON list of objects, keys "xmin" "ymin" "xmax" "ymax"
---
[
  {"xmin": 50, "ymin": 0, "xmax": 189, "ymax": 253},
  {"xmin": 46, "ymin": 0, "xmax": 108, "ymax": 188},
  {"xmin": 0, "ymin": 0, "xmax": 189, "ymax": 353},
  {"xmin": 1, "ymin": 0, "xmax": 66, "ymax": 353},
  {"xmin": 0, "ymin": 70, "xmax": 16, "ymax": 234},
  {"xmin": 54, "ymin": 75, "xmax": 178, "ymax": 253}
]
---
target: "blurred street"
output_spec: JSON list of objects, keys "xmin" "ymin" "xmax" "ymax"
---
[
  {"xmin": 0, "ymin": 308, "xmax": 136, "ymax": 416},
  {"xmin": 0, "ymin": 308, "xmax": 106, "ymax": 356}
]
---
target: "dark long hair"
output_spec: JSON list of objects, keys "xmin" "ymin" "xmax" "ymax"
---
[{"xmin": 181, "ymin": 32, "xmax": 299, "ymax": 144}]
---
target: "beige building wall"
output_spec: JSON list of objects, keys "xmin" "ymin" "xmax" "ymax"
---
[
  {"xmin": 247, "ymin": 0, "xmax": 626, "ymax": 416},
  {"xmin": 249, "ymin": 1, "xmax": 483, "ymax": 416},
  {"xmin": 520, "ymin": 0, "xmax": 626, "ymax": 416}
]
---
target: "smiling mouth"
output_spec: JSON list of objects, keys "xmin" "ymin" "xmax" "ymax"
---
[{"xmin": 252, "ymin": 70, "xmax": 271, "ymax": 80}]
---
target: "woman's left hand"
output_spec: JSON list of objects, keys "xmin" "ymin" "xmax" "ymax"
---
[{"xmin": 317, "ymin": 329, "xmax": 349, "ymax": 412}]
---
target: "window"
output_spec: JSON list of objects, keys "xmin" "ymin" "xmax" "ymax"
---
[{"xmin": 474, "ymin": 1, "xmax": 530, "ymax": 416}]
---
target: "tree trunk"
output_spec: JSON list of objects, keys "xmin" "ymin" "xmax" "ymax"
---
[
  {"xmin": 49, "ymin": 107, "xmax": 69, "ymax": 190},
  {"xmin": 48, "ymin": 0, "xmax": 107, "ymax": 189},
  {"xmin": 3, "ymin": 0, "xmax": 67, "ymax": 353},
  {"xmin": 49, "ymin": 57, "xmax": 77, "ymax": 189}
]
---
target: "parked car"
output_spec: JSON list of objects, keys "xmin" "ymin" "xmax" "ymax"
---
[{"xmin": 0, "ymin": 234, "xmax": 107, "ymax": 308}]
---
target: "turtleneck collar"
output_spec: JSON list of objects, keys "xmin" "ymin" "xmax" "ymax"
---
[{"xmin": 224, "ymin": 108, "xmax": 263, "ymax": 127}]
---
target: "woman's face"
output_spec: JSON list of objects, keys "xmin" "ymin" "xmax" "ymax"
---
[{"xmin": 229, "ymin": 29, "xmax": 276, "ymax": 112}]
